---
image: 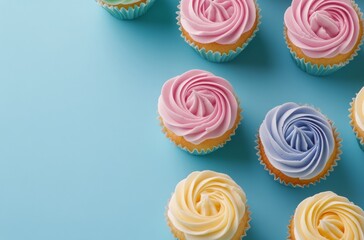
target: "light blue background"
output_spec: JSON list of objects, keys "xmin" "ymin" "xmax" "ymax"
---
[{"xmin": 0, "ymin": 0, "xmax": 363, "ymax": 239}]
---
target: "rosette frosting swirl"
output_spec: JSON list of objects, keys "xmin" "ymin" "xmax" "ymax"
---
[
  {"xmin": 180, "ymin": 0, "xmax": 257, "ymax": 44},
  {"xmin": 167, "ymin": 171, "xmax": 247, "ymax": 240},
  {"xmin": 293, "ymin": 191, "xmax": 364, "ymax": 240},
  {"xmin": 284, "ymin": 0, "xmax": 362, "ymax": 58},
  {"xmin": 158, "ymin": 70, "xmax": 238, "ymax": 145},
  {"xmin": 354, "ymin": 87, "xmax": 364, "ymax": 132},
  {"xmin": 259, "ymin": 102, "xmax": 335, "ymax": 180}
]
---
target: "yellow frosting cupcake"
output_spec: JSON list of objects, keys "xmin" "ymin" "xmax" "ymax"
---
[
  {"xmin": 350, "ymin": 87, "xmax": 364, "ymax": 150},
  {"xmin": 166, "ymin": 171, "xmax": 250, "ymax": 240},
  {"xmin": 289, "ymin": 191, "xmax": 364, "ymax": 240}
]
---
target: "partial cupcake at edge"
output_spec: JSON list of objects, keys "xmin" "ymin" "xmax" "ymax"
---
[
  {"xmin": 97, "ymin": 0, "xmax": 156, "ymax": 20},
  {"xmin": 166, "ymin": 170, "xmax": 251, "ymax": 240},
  {"xmin": 289, "ymin": 191, "xmax": 364, "ymax": 239},
  {"xmin": 158, "ymin": 69, "xmax": 242, "ymax": 155},
  {"xmin": 257, "ymin": 102, "xmax": 342, "ymax": 187},
  {"xmin": 350, "ymin": 86, "xmax": 364, "ymax": 151},
  {"xmin": 177, "ymin": 0, "xmax": 261, "ymax": 62},
  {"xmin": 284, "ymin": 0, "xmax": 364, "ymax": 76}
]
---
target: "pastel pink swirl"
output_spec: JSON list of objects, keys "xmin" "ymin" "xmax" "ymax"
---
[
  {"xmin": 284, "ymin": 0, "xmax": 362, "ymax": 58},
  {"xmin": 158, "ymin": 70, "xmax": 238, "ymax": 145},
  {"xmin": 180, "ymin": 0, "xmax": 257, "ymax": 44}
]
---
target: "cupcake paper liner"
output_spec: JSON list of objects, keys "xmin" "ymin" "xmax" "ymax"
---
[
  {"xmin": 288, "ymin": 217, "xmax": 296, "ymax": 240},
  {"xmin": 97, "ymin": 0, "xmax": 156, "ymax": 20},
  {"xmin": 284, "ymin": 2, "xmax": 364, "ymax": 76},
  {"xmin": 349, "ymin": 99, "xmax": 364, "ymax": 151},
  {"xmin": 165, "ymin": 204, "xmax": 251, "ymax": 240},
  {"xmin": 256, "ymin": 121, "xmax": 342, "ymax": 188},
  {"xmin": 357, "ymin": 139, "xmax": 364, "ymax": 151},
  {"xmin": 158, "ymin": 109, "xmax": 242, "ymax": 155},
  {"xmin": 176, "ymin": 4, "xmax": 261, "ymax": 63}
]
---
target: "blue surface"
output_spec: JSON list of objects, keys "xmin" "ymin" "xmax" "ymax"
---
[{"xmin": 0, "ymin": 0, "xmax": 363, "ymax": 239}]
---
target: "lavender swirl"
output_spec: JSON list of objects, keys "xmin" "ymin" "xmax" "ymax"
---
[{"xmin": 259, "ymin": 102, "xmax": 335, "ymax": 180}]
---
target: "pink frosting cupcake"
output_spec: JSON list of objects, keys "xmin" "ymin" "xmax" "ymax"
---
[
  {"xmin": 178, "ymin": 0, "xmax": 260, "ymax": 62},
  {"xmin": 284, "ymin": 0, "xmax": 364, "ymax": 75},
  {"xmin": 158, "ymin": 70, "xmax": 242, "ymax": 154}
]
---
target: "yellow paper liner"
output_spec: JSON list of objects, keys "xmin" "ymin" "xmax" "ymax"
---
[
  {"xmin": 284, "ymin": 1, "xmax": 364, "ymax": 67},
  {"xmin": 166, "ymin": 205, "xmax": 251, "ymax": 240},
  {"xmin": 97, "ymin": 0, "xmax": 148, "ymax": 9},
  {"xmin": 256, "ymin": 122, "xmax": 342, "ymax": 188},
  {"xmin": 159, "ymin": 108, "xmax": 242, "ymax": 154},
  {"xmin": 349, "ymin": 98, "xmax": 364, "ymax": 146}
]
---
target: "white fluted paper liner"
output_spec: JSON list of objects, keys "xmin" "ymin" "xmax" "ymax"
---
[
  {"xmin": 158, "ymin": 109, "xmax": 242, "ymax": 155},
  {"xmin": 176, "ymin": 3, "xmax": 261, "ymax": 63},
  {"xmin": 97, "ymin": 0, "xmax": 156, "ymax": 20},
  {"xmin": 284, "ymin": 1, "xmax": 364, "ymax": 76},
  {"xmin": 256, "ymin": 116, "xmax": 342, "ymax": 188}
]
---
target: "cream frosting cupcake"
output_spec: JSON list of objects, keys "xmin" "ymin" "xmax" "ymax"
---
[
  {"xmin": 178, "ymin": 0, "xmax": 260, "ymax": 62},
  {"xmin": 166, "ymin": 171, "xmax": 250, "ymax": 240},
  {"xmin": 350, "ymin": 87, "xmax": 364, "ymax": 150},
  {"xmin": 158, "ymin": 70, "xmax": 241, "ymax": 155},
  {"xmin": 97, "ymin": 0, "xmax": 156, "ymax": 20},
  {"xmin": 289, "ymin": 191, "xmax": 364, "ymax": 240},
  {"xmin": 284, "ymin": 0, "xmax": 364, "ymax": 75},
  {"xmin": 257, "ymin": 103, "xmax": 341, "ymax": 187}
]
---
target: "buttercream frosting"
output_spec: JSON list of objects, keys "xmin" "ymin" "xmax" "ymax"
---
[
  {"xmin": 293, "ymin": 191, "xmax": 364, "ymax": 240},
  {"xmin": 354, "ymin": 87, "xmax": 364, "ymax": 132},
  {"xmin": 158, "ymin": 70, "xmax": 239, "ymax": 145},
  {"xmin": 259, "ymin": 102, "xmax": 335, "ymax": 180},
  {"xmin": 167, "ymin": 171, "xmax": 247, "ymax": 240},
  {"xmin": 284, "ymin": 0, "xmax": 362, "ymax": 58},
  {"xmin": 180, "ymin": 0, "xmax": 257, "ymax": 45},
  {"xmin": 101, "ymin": 0, "xmax": 141, "ymax": 5}
]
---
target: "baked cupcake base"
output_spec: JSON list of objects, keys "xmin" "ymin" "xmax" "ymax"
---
[
  {"xmin": 177, "ymin": 7, "xmax": 261, "ymax": 63},
  {"xmin": 256, "ymin": 125, "xmax": 342, "ymax": 187},
  {"xmin": 159, "ymin": 109, "xmax": 241, "ymax": 155},
  {"xmin": 166, "ymin": 206, "xmax": 251, "ymax": 240},
  {"xmin": 284, "ymin": 2, "xmax": 364, "ymax": 76},
  {"xmin": 349, "ymin": 99, "xmax": 364, "ymax": 151},
  {"xmin": 97, "ymin": 0, "xmax": 156, "ymax": 20}
]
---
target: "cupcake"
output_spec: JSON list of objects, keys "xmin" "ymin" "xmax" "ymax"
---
[
  {"xmin": 166, "ymin": 171, "xmax": 250, "ymax": 240},
  {"xmin": 349, "ymin": 87, "xmax": 364, "ymax": 151},
  {"xmin": 257, "ymin": 102, "xmax": 341, "ymax": 187},
  {"xmin": 158, "ymin": 70, "xmax": 241, "ymax": 155},
  {"xmin": 284, "ymin": 0, "xmax": 364, "ymax": 76},
  {"xmin": 97, "ymin": 0, "xmax": 156, "ymax": 20},
  {"xmin": 178, "ymin": 0, "xmax": 260, "ymax": 62},
  {"xmin": 289, "ymin": 191, "xmax": 364, "ymax": 239}
]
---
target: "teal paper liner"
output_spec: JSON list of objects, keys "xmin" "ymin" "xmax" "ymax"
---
[
  {"xmin": 284, "ymin": 2, "xmax": 364, "ymax": 76},
  {"xmin": 97, "ymin": 0, "xmax": 156, "ymax": 20},
  {"xmin": 176, "ymin": 4, "xmax": 261, "ymax": 63},
  {"xmin": 287, "ymin": 47, "xmax": 363, "ymax": 76}
]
